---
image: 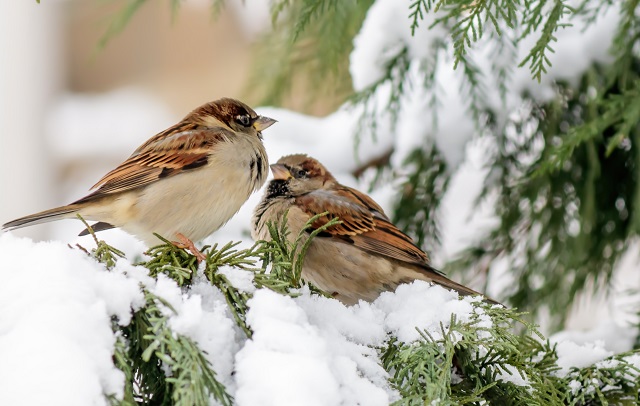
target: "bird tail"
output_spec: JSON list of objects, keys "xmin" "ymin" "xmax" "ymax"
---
[
  {"xmin": 2, "ymin": 205, "xmax": 80, "ymax": 231},
  {"xmin": 437, "ymin": 276, "xmax": 501, "ymax": 305},
  {"xmin": 420, "ymin": 266, "xmax": 501, "ymax": 306}
]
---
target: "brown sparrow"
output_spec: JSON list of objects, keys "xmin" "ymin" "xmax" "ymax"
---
[
  {"xmin": 3, "ymin": 98, "xmax": 276, "ymax": 257},
  {"xmin": 252, "ymin": 154, "xmax": 498, "ymax": 305}
]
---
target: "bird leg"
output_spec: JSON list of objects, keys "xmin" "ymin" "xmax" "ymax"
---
[{"xmin": 173, "ymin": 233, "xmax": 207, "ymax": 262}]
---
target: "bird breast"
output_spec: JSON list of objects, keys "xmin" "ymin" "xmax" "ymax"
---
[{"xmin": 122, "ymin": 135, "xmax": 268, "ymax": 245}]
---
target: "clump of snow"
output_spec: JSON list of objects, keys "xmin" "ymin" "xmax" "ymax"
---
[
  {"xmin": 234, "ymin": 289, "xmax": 390, "ymax": 406},
  {"xmin": 495, "ymin": 365, "xmax": 530, "ymax": 388},
  {"xmin": 553, "ymin": 340, "xmax": 613, "ymax": 377},
  {"xmin": 551, "ymin": 320, "xmax": 638, "ymax": 355},
  {"xmin": 155, "ymin": 274, "xmax": 241, "ymax": 388},
  {"xmin": 218, "ymin": 266, "xmax": 257, "ymax": 293},
  {"xmin": 0, "ymin": 233, "xmax": 143, "ymax": 406},
  {"xmin": 374, "ymin": 281, "xmax": 476, "ymax": 343}
]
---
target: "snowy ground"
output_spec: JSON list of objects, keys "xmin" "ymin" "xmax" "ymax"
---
[{"xmin": 1, "ymin": 1, "xmax": 639, "ymax": 404}]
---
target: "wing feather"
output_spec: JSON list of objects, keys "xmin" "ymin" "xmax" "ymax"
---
[
  {"xmin": 73, "ymin": 123, "xmax": 229, "ymax": 204},
  {"xmin": 295, "ymin": 186, "xmax": 434, "ymax": 269}
]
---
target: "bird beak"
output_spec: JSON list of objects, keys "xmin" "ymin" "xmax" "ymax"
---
[
  {"xmin": 253, "ymin": 116, "xmax": 277, "ymax": 132},
  {"xmin": 270, "ymin": 164, "xmax": 292, "ymax": 180}
]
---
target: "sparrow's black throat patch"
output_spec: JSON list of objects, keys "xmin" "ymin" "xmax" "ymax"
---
[{"xmin": 264, "ymin": 179, "xmax": 291, "ymax": 199}]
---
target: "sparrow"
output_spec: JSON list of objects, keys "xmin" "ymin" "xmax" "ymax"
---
[
  {"xmin": 252, "ymin": 154, "xmax": 498, "ymax": 305},
  {"xmin": 3, "ymin": 98, "xmax": 276, "ymax": 259}
]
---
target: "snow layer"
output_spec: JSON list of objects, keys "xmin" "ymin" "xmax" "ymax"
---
[{"xmin": 1, "ymin": 233, "xmax": 636, "ymax": 405}]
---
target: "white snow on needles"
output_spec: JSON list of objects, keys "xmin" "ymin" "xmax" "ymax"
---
[{"xmin": 1, "ymin": 1, "xmax": 638, "ymax": 405}]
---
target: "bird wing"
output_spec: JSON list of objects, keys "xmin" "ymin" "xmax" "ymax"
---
[
  {"xmin": 295, "ymin": 186, "xmax": 434, "ymax": 269},
  {"xmin": 73, "ymin": 123, "xmax": 230, "ymax": 204}
]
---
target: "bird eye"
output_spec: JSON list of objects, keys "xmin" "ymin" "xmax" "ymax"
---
[
  {"xmin": 236, "ymin": 115, "xmax": 251, "ymax": 127},
  {"xmin": 295, "ymin": 169, "xmax": 307, "ymax": 178}
]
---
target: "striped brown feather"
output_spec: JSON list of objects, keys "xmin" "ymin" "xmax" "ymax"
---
[
  {"xmin": 75, "ymin": 127, "xmax": 230, "ymax": 203},
  {"xmin": 295, "ymin": 185, "xmax": 433, "ymax": 269}
]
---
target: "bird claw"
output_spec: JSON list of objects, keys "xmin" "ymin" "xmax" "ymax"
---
[{"xmin": 173, "ymin": 233, "xmax": 206, "ymax": 263}]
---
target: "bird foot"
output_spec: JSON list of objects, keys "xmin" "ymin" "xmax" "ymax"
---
[{"xmin": 173, "ymin": 233, "xmax": 206, "ymax": 262}]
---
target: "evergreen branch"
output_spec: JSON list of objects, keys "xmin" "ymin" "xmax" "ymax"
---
[
  {"xmin": 394, "ymin": 147, "xmax": 449, "ymax": 249},
  {"xmin": 110, "ymin": 332, "xmax": 136, "ymax": 406},
  {"xmin": 381, "ymin": 303, "xmax": 562, "ymax": 404},
  {"xmin": 409, "ymin": 0, "xmax": 441, "ymax": 36},
  {"xmin": 457, "ymin": 53, "xmax": 487, "ymax": 125},
  {"xmin": 534, "ymin": 80, "xmax": 640, "ymax": 176},
  {"xmin": 293, "ymin": 212, "xmax": 343, "ymax": 282},
  {"xmin": 141, "ymin": 234, "xmax": 200, "ymax": 285},
  {"xmin": 350, "ymin": 46, "xmax": 412, "ymax": 150},
  {"xmin": 562, "ymin": 350, "xmax": 640, "ymax": 404},
  {"xmin": 76, "ymin": 215, "xmax": 125, "ymax": 269},
  {"xmin": 205, "ymin": 240, "xmax": 261, "ymax": 271},
  {"xmin": 139, "ymin": 289, "xmax": 233, "ymax": 406},
  {"xmin": 519, "ymin": 0, "xmax": 573, "ymax": 82},
  {"xmin": 249, "ymin": 0, "xmax": 373, "ymax": 107},
  {"xmin": 203, "ymin": 245, "xmax": 259, "ymax": 338},
  {"xmin": 259, "ymin": 210, "xmax": 339, "ymax": 294},
  {"xmin": 292, "ymin": 0, "xmax": 339, "ymax": 41}
]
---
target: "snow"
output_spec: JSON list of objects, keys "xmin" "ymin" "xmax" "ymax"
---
[
  {"xmin": 375, "ymin": 282, "xmax": 476, "ymax": 343},
  {"xmin": 0, "ymin": 231, "xmax": 638, "ymax": 404},
  {"xmin": 0, "ymin": 234, "xmax": 143, "ymax": 406},
  {"xmin": 235, "ymin": 289, "xmax": 388, "ymax": 406},
  {"xmin": 553, "ymin": 340, "xmax": 613, "ymax": 377}
]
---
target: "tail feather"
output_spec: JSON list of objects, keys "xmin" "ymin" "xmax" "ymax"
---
[
  {"xmin": 436, "ymin": 275, "xmax": 501, "ymax": 306},
  {"xmin": 2, "ymin": 205, "xmax": 79, "ymax": 231},
  {"xmin": 420, "ymin": 266, "xmax": 502, "ymax": 306}
]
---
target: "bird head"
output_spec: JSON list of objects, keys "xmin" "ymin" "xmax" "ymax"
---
[
  {"xmin": 269, "ymin": 154, "xmax": 336, "ymax": 196},
  {"xmin": 188, "ymin": 98, "xmax": 276, "ymax": 138}
]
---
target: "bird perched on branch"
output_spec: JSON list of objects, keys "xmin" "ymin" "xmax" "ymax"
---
[
  {"xmin": 252, "ymin": 154, "xmax": 498, "ymax": 305},
  {"xmin": 3, "ymin": 98, "xmax": 276, "ymax": 260}
]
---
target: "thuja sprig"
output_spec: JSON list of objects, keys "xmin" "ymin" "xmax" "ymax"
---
[
  {"xmin": 258, "ymin": 211, "xmax": 340, "ymax": 293},
  {"xmin": 381, "ymin": 302, "xmax": 563, "ymax": 404},
  {"xmin": 76, "ymin": 214, "xmax": 125, "ymax": 269},
  {"xmin": 136, "ymin": 289, "xmax": 233, "ymax": 406},
  {"xmin": 141, "ymin": 234, "xmax": 200, "ymax": 286},
  {"xmin": 561, "ymin": 351, "xmax": 640, "ymax": 405},
  {"xmin": 110, "ymin": 332, "xmax": 136, "ymax": 406},
  {"xmin": 201, "ymin": 242, "xmax": 262, "ymax": 338}
]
